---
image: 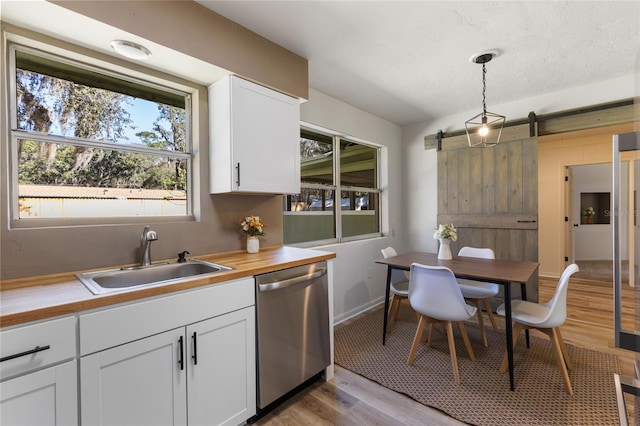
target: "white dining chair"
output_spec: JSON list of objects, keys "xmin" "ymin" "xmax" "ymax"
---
[
  {"xmin": 457, "ymin": 246, "xmax": 500, "ymax": 347},
  {"xmin": 381, "ymin": 247, "xmax": 412, "ymax": 322},
  {"xmin": 497, "ymin": 263, "xmax": 579, "ymax": 395},
  {"xmin": 407, "ymin": 263, "xmax": 477, "ymax": 384}
]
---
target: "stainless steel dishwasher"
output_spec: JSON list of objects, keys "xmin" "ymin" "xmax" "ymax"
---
[{"xmin": 255, "ymin": 261, "xmax": 330, "ymax": 410}]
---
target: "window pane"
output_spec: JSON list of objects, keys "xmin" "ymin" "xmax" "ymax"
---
[
  {"xmin": 341, "ymin": 190, "xmax": 380, "ymax": 238},
  {"xmin": 17, "ymin": 138, "xmax": 188, "ymax": 218},
  {"xmin": 11, "ymin": 45, "xmax": 192, "ymax": 223},
  {"xmin": 340, "ymin": 139, "xmax": 377, "ymax": 188},
  {"xmin": 301, "ymin": 133, "xmax": 333, "ymax": 185},
  {"xmin": 16, "ymin": 61, "xmax": 187, "ymax": 149},
  {"xmin": 283, "ymin": 188, "xmax": 335, "ymax": 244},
  {"xmin": 289, "ymin": 128, "xmax": 382, "ymax": 244}
]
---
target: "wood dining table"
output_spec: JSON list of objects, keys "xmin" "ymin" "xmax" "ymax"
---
[{"xmin": 375, "ymin": 251, "xmax": 539, "ymax": 391}]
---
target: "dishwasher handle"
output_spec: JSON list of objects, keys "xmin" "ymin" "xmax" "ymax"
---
[{"xmin": 258, "ymin": 268, "xmax": 327, "ymax": 292}]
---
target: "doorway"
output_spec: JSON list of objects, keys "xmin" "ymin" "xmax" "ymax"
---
[{"xmin": 565, "ymin": 163, "xmax": 623, "ymax": 282}]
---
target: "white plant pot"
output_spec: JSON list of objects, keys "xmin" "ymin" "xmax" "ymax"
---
[
  {"xmin": 247, "ymin": 236, "xmax": 260, "ymax": 254},
  {"xmin": 437, "ymin": 238, "xmax": 452, "ymax": 260}
]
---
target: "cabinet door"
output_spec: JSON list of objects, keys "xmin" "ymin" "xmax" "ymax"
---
[
  {"xmin": 81, "ymin": 328, "xmax": 187, "ymax": 426},
  {"xmin": 231, "ymin": 77, "xmax": 300, "ymax": 194},
  {"xmin": 187, "ymin": 306, "xmax": 256, "ymax": 426},
  {"xmin": 1, "ymin": 360, "xmax": 77, "ymax": 426}
]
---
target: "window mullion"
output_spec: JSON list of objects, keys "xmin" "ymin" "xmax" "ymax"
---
[
  {"xmin": 12, "ymin": 130, "xmax": 190, "ymax": 159},
  {"xmin": 334, "ymin": 136, "xmax": 342, "ymax": 242},
  {"xmin": 340, "ymin": 185, "xmax": 381, "ymax": 194},
  {"xmin": 301, "ymin": 182, "xmax": 337, "ymax": 191}
]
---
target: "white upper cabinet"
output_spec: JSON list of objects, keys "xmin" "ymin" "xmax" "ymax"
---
[{"xmin": 209, "ymin": 75, "xmax": 300, "ymax": 194}]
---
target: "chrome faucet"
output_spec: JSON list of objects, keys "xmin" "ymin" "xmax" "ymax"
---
[{"xmin": 140, "ymin": 225, "xmax": 158, "ymax": 266}]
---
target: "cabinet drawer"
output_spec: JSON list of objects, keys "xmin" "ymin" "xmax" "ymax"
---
[
  {"xmin": 80, "ymin": 277, "xmax": 255, "ymax": 356},
  {"xmin": 0, "ymin": 316, "xmax": 77, "ymax": 380}
]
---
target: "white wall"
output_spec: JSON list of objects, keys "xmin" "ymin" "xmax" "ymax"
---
[
  {"xmin": 402, "ymin": 74, "xmax": 638, "ymax": 263},
  {"xmin": 300, "ymin": 89, "xmax": 405, "ymax": 323}
]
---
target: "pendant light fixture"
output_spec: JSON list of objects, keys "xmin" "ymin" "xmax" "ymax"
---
[{"xmin": 465, "ymin": 51, "xmax": 505, "ymax": 148}]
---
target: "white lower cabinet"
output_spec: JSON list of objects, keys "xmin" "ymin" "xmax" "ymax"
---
[
  {"xmin": 187, "ymin": 308, "xmax": 256, "ymax": 426},
  {"xmin": 0, "ymin": 315, "xmax": 78, "ymax": 426},
  {"xmin": 0, "ymin": 360, "xmax": 78, "ymax": 426},
  {"xmin": 80, "ymin": 280, "xmax": 256, "ymax": 426},
  {"xmin": 81, "ymin": 328, "xmax": 187, "ymax": 425}
]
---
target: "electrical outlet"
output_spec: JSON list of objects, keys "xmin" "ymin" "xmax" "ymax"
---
[{"xmin": 367, "ymin": 268, "xmax": 374, "ymax": 279}]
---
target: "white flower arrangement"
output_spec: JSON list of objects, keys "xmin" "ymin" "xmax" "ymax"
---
[{"xmin": 433, "ymin": 223, "xmax": 457, "ymax": 241}]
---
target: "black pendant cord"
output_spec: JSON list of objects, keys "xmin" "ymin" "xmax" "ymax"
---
[{"xmin": 482, "ymin": 63, "xmax": 487, "ymax": 117}]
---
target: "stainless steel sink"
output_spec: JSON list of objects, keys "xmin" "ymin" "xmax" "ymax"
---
[{"xmin": 76, "ymin": 259, "xmax": 233, "ymax": 295}]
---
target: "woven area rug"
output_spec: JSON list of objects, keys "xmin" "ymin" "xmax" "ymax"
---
[{"xmin": 334, "ymin": 307, "xmax": 621, "ymax": 426}]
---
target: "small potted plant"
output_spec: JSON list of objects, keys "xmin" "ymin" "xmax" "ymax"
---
[
  {"xmin": 583, "ymin": 207, "xmax": 595, "ymax": 224},
  {"xmin": 433, "ymin": 223, "xmax": 457, "ymax": 260},
  {"xmin": 240, "ymin": 215, "xmax": 265, "ymax": 253}
]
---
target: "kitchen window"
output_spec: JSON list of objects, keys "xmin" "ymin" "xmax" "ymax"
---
[
  {"xmin": 284, "ymin": 127, "xmax": 381, "ymax": 244},
  {"xmin": 7, "ymin": 43, "xmax": 192, "ymax": 226}
]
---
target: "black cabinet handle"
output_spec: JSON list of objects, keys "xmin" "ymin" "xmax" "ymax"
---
[
  {"xmin": 178, "ymin": 336, "xmax": 184, "ymax": 371},
  {"xmin": 1, "ymin": 345, "xmax": 50, "ymax": 363},
  {"xmin": 192, "ymin": 332, "xmax": 198, "ymax": 365},
  {"xmin": 235, "ymin": 162, "xmax": 241, "ymax": 187}
]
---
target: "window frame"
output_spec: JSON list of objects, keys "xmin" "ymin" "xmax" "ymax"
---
[
  {"xmin": 7, "ymin": 41, "xmax": 196, "ymax": 228},
  {"xmin": 284, "ymin": 124, "xmax": 382, "ymax": 246}
]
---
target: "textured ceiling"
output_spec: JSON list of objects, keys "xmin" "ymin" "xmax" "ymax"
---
[
  {"xmin": 2, "ymin": 1, "xmax": 638, "ymax": 127},
  {"xmin": 197, "ymin": 1, "xmax": 640, "ymax": 126}
]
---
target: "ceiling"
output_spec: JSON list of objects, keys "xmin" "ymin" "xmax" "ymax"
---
[
  {"xmin": 1, "ymin": 1, "xmax": 638, "ymax": 127},
  {"xmin": 196, "ymin": 0, "xmax": 640, "ymax": 126}
]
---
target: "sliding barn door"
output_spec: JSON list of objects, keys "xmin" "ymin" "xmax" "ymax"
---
[{"xmin": 437, "ymin": 125, "xmax": 538, "ymax": 302}]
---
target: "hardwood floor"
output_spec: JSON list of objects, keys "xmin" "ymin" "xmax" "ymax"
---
[{"xmin": 253, "ymin": 276, "xmax": 638, "ymax": 425}]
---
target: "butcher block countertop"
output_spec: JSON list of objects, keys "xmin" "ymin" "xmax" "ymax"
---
[{"xmin": 0, "ymin": 246, "xmax": 336, "ymax": 328}]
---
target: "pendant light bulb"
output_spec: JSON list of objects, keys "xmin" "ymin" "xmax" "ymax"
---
[{"xmin": 478, "ymin": 116, "xmax": 489, "ymax": 137}]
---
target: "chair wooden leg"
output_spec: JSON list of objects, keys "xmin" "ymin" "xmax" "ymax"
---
[
  {"xmin": 500, "ymin": 322, "xmax": 524, "ymax": 373},
  {"xmin": 445, "ymin": 321, "xmax": 461, "ymax": 384},
  {"xmin": 395, "ymin": 297, "xmax": 404, "ymax": 321},
  {"xmin": 551, "ymin": 328, "xmax": 574, "ymax": 395},
  {"xmin": 473, "ymin": 299, "xmax": 488, "ymax": 347},
  {"xmin": 555, "ymin": 328, "xmax": 573, "ymax": 369},
  {"xmin": 457, "ymin": 321, "xmax": 476, "ymax": 362},
  {"xmin": 483, "ymin": 298, "xmax": 499, "ymax": 331},
  {"xmin": 388, "ymin": 295, "xmax": 400, "ymax": 322},
  {"xmin": 407, "ymin": 315, "xmax": 427, "ymax": 365}
]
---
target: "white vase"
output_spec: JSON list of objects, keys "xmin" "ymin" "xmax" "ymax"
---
[
  {"xmin": 247, "ymin": 236, "xmax": 260, "ymax": 254},
  {"xmin": 438, "ymin": 238, "xmax": 452, "ymax": 260}
]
